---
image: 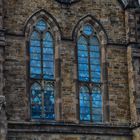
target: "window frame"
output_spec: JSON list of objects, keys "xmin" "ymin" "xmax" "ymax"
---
[
  {"xmin": 77, "ymin": 24, "xmax": 103, "ymax": 123},
  {"xmin": 27, "ymin": 19, "xmax": 56, "ymax": 121}
]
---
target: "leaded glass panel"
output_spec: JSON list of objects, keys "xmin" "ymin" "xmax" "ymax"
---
[
  {"xmin": 80, "ymin": 87, "xmax": 90, "ymax": 121},
  {"xmin": 44, "ymin": 84, "xmax": 55, "ymax": 120},
  {"xmin": 92, "ymin": 88, "xmax": 102, "ymax": 122},
  {"xmin": 36, "ymin": 20, "xmax": 47, "ymax": 31},
  {"xmin": 30, "ymin": 31, "xmax": 41, "ymax": 79},
  {"xmin": 83, "ymin": 25, "xmax": 93, "ymax": 36},
  {"xmin": 78, "ymin": 36, "xmax": 89, "ymax": 81},
  {"xmin": 30, "ymin": 19, "xmax": 55, "ymax": 120},
  {"xmin": 78, "ymin": 24, "xmax": 102, "ymax": 123},
  {"xmin": 43, "ymin": 32, "xmax": 54, "ymax": 80},
  {"xmin": 31, "ymin": 83, "xmax": 42, "ymax": 119}
]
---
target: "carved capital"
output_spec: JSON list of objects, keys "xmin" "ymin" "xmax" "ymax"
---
[{"xmin": 0, "ymin": 96, "xmax": 6, "ymax": 112}]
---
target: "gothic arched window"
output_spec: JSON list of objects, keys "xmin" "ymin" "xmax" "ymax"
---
[
  {"xmin": 29, "ymin": 19, "xmax": 55, "ymax": 120},
  {"xmin": 77, "ymin": 24, "xmax": 102, "ymax": 123}
]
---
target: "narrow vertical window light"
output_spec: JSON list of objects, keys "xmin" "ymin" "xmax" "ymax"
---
[
  {"xmin": 29, "ymin": 19, "xmax": 55, "ymax": 120},
  {"xmin": 31, "ymin": 83, "xmax": 42, "ymax": 119},
  {"xmin": 80, "ymin": 86, "xmax": 90, "ymax": 121},
  {"xmin": 78, "ymin": 24, "xmax": 102, "ymax": 123},
  {"xmin": 44, "ymin": 83, "xmax": 55, "ymax": 119}
]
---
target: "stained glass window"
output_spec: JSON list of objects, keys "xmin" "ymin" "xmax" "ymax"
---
[
  {"xmin": 80, "ymin": 86, "xmax": 90, "ymax": 121},
  {"xmin": 78, "ymin": 24, "xmax": 102, "ymax": 123},
  {"xmin": 29, "ymin": 19, "xmax": 55, "ymax": 120}
]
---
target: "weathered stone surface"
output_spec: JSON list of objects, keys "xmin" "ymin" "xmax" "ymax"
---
[{"xmin": 1, "ymin": 0, "xmax": 140, "ymax": 140}]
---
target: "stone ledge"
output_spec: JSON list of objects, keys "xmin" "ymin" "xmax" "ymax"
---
[{"xmin": 8, "ymin": 121, "xmax": 132, "ymax": 136}]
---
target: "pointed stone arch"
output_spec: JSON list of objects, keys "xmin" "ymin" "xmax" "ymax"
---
[
  {"xmin": 72, "ymin": 14, "xmax": 108, "ymax": 45},
  {"xmin": 24, "ymin": 9, "xmax": 62, "ymax": 41}
]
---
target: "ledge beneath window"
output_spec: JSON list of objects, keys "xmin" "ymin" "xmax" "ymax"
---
[{"xmin": 8, "ymin": 121, "xmax": 132, "ymax": 136}]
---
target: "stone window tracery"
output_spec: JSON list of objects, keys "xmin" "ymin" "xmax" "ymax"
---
[
  {"xmin": 77, "ymin": 24, "xmax": 102, "ymax": 123},
  {"xmin": 29, "ymin": 19, "xmax": 55, "ymax": 120}
]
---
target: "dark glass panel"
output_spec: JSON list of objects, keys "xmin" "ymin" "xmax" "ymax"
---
[
  {"xmin": 30, "ymin": 67, "xmax": 41, "ymax": 74},
  {"xmin": 91, "ymin": 88, "xmax": 102, "ymax": 122},
  {"xmin": 43, "ymin": 54, "xmax": 54, "ymax": 61},
  {"xmin": 78, "ymin": 44, "xmax": 88, "ymax": 51},
  {"xmin": 43, "ymin": 68, "xmax": 54, "ymax": 80},
  {"xmin": 90, "ymin": 37, "xmax": 99, "ymax": 46},
  {"xmin": 90, "ymin": 45, "xmax": 100, "ymax": 52},
  {"xmin": 78, "ymin": 36, "xmax": 89, "ymax": 82},
  {"xmin": 78, "ymin": 36, "xmax": 88, "ymax": 45},
  {"xmin": 78, "ymin": 57, "xmax": 88, "ymax": 63},
  {"xmin": 36, "ymin": 20, "xmax": 47, "ymax": 31},
  {"xmin": 31, "ymin": 83, "xmax": 42, "ymax": 119},
  {"xmin": 30, "ymin": 60, "xmax": 41, "ymax": 67},
  {"xmin": 30, "ymin": 47, "xmax": 41, "ymax": 53},
  {"xmin": 78, "ymin": 50, "xmax": 88, "ymax": 57},
  {"xmin": 30, "ymin": 31, "xmax": 41, "ymax": 79},
  {"xmin": 90, "ymin": 51, "xmax": 100, "ymax": 58},
  {"xmin": 92, "ymin": 115, "xmax": 102, "ymax": 122},
  {"xmin": 43, "ymin": 48, "xmax": 53, "ymax": 54},
  {"xmin": 44, "ymin": 84, "xmax": 55, "ymax": 119},
  {"xmin": 80, "ymin": 87, "xmax": 90, "ymax": 121},
  {"xmin": 30, "ymin": 53, "xmax": 41, "ymax": 60},
  {"xmin": 42, "ymin": 32, "xmax": 54, "ymax": 80},
  {"xmin": 83, "ymin": 25, "xmax": 93, "ymax": 36},
  {"xmin": 43, "ymin": 32, "xmax": 53, "ymax": 43}
]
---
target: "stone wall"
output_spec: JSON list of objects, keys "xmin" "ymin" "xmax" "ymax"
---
[
  {"xmin": 2, "ymin": 0, "xmax": 140, "ymax": 140},
  {"xmin": 133, "ymin": 126, "xmax": 140, "ymax": 140}
]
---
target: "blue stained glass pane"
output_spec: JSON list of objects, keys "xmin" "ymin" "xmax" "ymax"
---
[
  {"xmin": 90, "ymin": 45, "xmax": 99, "ymax": 52},
  {"xmin": 92, "ymin": 89, "xmax": 102, "ymax": 107},
  {"xmin": 30, "ymin": 40, "xmax": 40, "ymax": 47},
  {"xmin": 80, "ymin": 87, "xmax": 91, "ymax": 121},
  {"xmin": 79, "ymin": 75, "xmax": 89, "ymax": 81},
  {"xmin": 78, "ymin": 44, "xmax": 88, "ymax": 51},
  {"xmin": 30, "ymin": 67, "xmax": 41, "ymax": 74},
  {"xmin": 30, "ymin": 31, "xmax": 39, "ymax": 40},
  {"xmin": 30, "ymin": 53, "xmax": 41, "ymax": 60},
  {"xmin": 43, "ymin": 41, "xmax": 53, "ymax": 48},
  {"xmin": 43, "ymin": 68, "xmax": 54, "ymax": 79},
  {"xmin": 78, "ymin": 36, "xmax": 88, "ymax": 45},
  {"xmin": 36, "ymin": 20, "xmax": 47, "ymax": 31},
  {"xmin": 78, "ymin": 64, "xmax": 88, "ymax": 70},
  {"xmin": 31, "ymin": 83, "xmax": 42, "ymax": 119},
  {"xmin": 92, "ymin": 115, "xmax": 102, "ymax": 122},
  {"xmin": 90, "ymin": 58, "xmax": 100, "ymax": 65},
  {"xmin": 43, "ymin": 32, "xmax": 53, "ymax": 42},
  {"xmin": 90, "ymin": 37, "xmax": 99, "ymax": 45},
  {"xmin": 43, "ymin": 54, "xmax": 54, "ymax": 61},
  {"xmin": 78, "ymin": 50, "xmax": 88, "ymax": 57},
  {"xmin": 83, "ymin": 25, "xmax": 93, "ymax": 36},
  {"xmin": 90, "ymin": 51, "xmax": 100, "ymax": 58},
  {"xmin": 91, "ymin": 65, "xmax": 101, "ymax": 72},
  {"xmin": 30, "ymin": 60, "xmax": 41, "ymax": 67},
  {"xmin": 92, "ymin": 100, "xmax": 102, "ymax": 108},
  {"xmin": 43, "ymin": 48, "xmax": 53, "ymax": 54},
  {"xmin": 44, "ymin": 84, "xmax": 55, "ymax": 119},
  {"xmin": 43, "ymin": 61, "xmax": 54, "ymax": 68},
  {"xmin": 91, "ymin": 64, "xmax": 101, "ymax": 82},
  {"xmin": 30, "ymin": 47, "xmax": 41, "ymax": 53},
  {"xmin": 78, "ymin": 57, "xmax": 88, "ymax": 63},
  {"xmin": 92, "ymin": 108, "xmax": 102, "ymax": 114},
  {"xmin": 80, "ymin": 86, "xmax": 89, "ymax": 93}
]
